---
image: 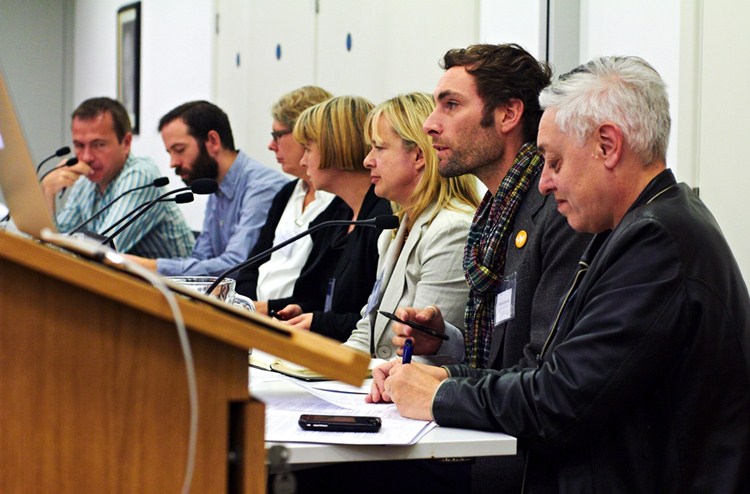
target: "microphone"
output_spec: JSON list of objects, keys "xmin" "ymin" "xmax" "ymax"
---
[
  {"xmin": 173, "ymin": 192, "xmax": 195, "ymax": 204},
  {"xmin": 70, "ymin": 177, "xmax": 170, "ymax": 233},
  {"xmin": 35, "ymin": 146, "xmax": 71, "ymax": 174},
  {"xmin": 99, "ymin": 178, "xmax": 218, "ymax": 246},
  {"xmin": 38, "ymin": 156, "xmax": 79, "ymax": 182},
  {"xmin": 205, "ymin": 214, "xmax": 400, "ymax": 294},
  {"xmin": 82, "ymin": 192, "xmax": 195, "ymax": 246}
]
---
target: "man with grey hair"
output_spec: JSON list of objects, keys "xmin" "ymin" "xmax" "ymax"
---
[{"xmin": 369, "ymin": 56, "xmax": 750, "ymax": 491}]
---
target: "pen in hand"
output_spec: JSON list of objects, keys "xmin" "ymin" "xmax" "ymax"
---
[
  {"xmin": 402, "ymin": 339, "xmax": 413, "ymax": 364},
  {"xmin": 378, "ymin": 310, "xmax": 449, "ymax": 341}
]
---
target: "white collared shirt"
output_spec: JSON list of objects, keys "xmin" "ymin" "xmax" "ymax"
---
[{"xmin": 256, "ymin": 181, "xmax": 334, "ymax": 300}]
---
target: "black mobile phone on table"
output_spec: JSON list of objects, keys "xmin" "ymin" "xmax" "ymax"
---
[{"xmin": 298, "ymin": 414, "xmax": 382, "ymax": 432}]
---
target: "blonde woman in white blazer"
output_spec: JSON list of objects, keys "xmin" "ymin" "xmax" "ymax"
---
[{"xmin": 341, "ymin": 92, "xmax": 480, "ymax": 359}]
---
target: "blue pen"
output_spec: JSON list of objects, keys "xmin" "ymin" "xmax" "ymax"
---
[{"xmin": 402, "ymin": 339, "xmax": 413, "ymax": 364}]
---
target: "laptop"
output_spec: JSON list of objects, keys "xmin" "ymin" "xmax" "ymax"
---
[
  {"xmin": 0, "ymin": 63, "xmax": 57, "ymax": 238},
  {"xmin": 0, "ymin": 68, "xmax": 288, "ymax": 333}
]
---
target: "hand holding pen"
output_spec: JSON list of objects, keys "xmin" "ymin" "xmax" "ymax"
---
[{"xmin": 382, "ymin": 306, "xmax": 447, "ymax": 357}]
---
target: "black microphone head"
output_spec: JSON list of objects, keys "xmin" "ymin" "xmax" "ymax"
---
[
  {"xmin": 173, "ymin": 192, "xmax": 194, "ymax": 204},
  {"xmin": 190, "ymin": 178, "xmax": 218, "ymax": 194},
  {"xmin": 375, "ymin": 215, "xmax": 399, "ymax": 229},
  {"xmin": 153, "ymin": 176, "xmax": 170, "ymax": 187},
  {"xmin": 64, "ymin": 157, "xmax": 79, "ymax": 166},
  {"xmin": 55, "ymin": 146, "xmax": 71, "ymax": 157}
]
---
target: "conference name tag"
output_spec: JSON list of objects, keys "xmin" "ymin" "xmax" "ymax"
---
[
  {"xmin": 494, "ymin": 273, "xmax": 517, "ymax": 327},
  {"xmin": 365, "ymin": 272, "xmax": 384, "ymax": 316}
]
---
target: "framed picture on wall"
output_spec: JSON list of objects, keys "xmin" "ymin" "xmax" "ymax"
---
[{"xmin": 117, "ymin": 2, "xmax": 141, "ymax": 134}]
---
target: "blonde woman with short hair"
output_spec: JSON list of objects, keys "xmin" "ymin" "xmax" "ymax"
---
[{"xmin": 275, "ymin": 96, "xmax": 393, "ymax": 339}]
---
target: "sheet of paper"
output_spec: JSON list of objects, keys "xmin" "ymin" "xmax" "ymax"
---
[
  {"xmin": 308, "ymin": 379, "xmax": 371, "ymax": 395},
  {"xmin": 264, "ymin": 409, "xmax": 434, "ymax": 445},
  {"xmin": 252, "ymin": 370, "xmax": 436, "ymax": 445}
]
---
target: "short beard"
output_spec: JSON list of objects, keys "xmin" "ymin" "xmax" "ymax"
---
[
  {"xmin": 437, "ymin": 155, "xmax": 470, "ymax": 179},
  {"xmin": 179, "ymin": 141, "xmax": 219, "ymax": 185},
  {"xmin": 438, "ymin": 135, "xmax": 504, "ymax": 182}
]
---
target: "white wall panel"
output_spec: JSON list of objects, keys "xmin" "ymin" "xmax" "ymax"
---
[
  {"xmin": 479, "ymin": 0, "xmax": 543, "ymax": 58},
  {"xmin": 695, "ymin": 0, "xmax": 750, "ymax": 282},
  {"xmin": 316, "ymin": 0, "xmax": 387, "ymax": 102},
  {"xmin": 380, "ymin": 0, "xmax": 479, "ymax": 99},
  {"xmin": 579, "ymin": 0, "xmax": 681, "ymax": 179}
]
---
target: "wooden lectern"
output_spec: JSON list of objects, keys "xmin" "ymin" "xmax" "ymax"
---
[{"xmin": 0, "ymin": 231, "xmax": 369, "ymax": 493}]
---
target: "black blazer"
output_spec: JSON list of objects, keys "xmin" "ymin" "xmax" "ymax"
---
[
  {"xmin": 489, "ymin": 174, "xmax": 591, "ymax": 369},
  {"xmin": 307, "ymin": 186, "xmax": 392, "ymax": 341}
]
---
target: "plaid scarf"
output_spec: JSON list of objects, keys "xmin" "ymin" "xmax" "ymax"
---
[{"xmin": 463, "ymin": 142, "xmax": 543, "ymax": 368}]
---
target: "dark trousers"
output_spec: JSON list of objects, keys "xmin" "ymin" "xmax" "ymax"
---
[{"xmin": 270, "ymin": 459, "xmax": 472, "ymax": 494}]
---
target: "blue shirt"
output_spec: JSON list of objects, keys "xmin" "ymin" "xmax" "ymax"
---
[
  {"xmin": 156, "ymin": 151, "xmax": 289, "ymax": 276},
  {"xmin": 56, "ymin": 155, "xmax": 194, "ymax": 258}
]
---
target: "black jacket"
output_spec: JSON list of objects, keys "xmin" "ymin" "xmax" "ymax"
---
[
  {"xmin": 434, "ymin": 170, "xmax": 750, "ymax": 493},
  {"xmin": 306, "ymin": 186, "xmax": 392, "ymax": 341}
]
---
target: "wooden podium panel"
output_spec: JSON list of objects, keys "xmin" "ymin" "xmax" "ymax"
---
[{"xmin": 0, "ymin": 231, "xmax": 369, "ymax": 492}]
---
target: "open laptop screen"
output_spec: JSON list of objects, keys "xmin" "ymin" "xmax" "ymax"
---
[{"xmin": 0, "ymin": 63, "xmax": 57, "ymax": 238}]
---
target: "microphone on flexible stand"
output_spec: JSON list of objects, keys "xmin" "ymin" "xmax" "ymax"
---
[
  {"xmin": 70, "ymin": 177, "xmax": 170, "ymax": 233},
  {"xmin": 99, "ymin": 178, "xmax": 218, "ymax": 246},
  {"xmin": 75, "ymin": 192, "xmax": 196, "ymax": 247},
  {"xmin": 171, "ymin": 192, "xmax": 195, "ymax": 204},
  {"xmin": 205, "ymin": 214, "xmax": 400, "ymax": 294},
  {"xmin": 35, "ymin": 146, "xmax": 71, "ymax": 175},
  {"xmin": 37, "ymin": 156, "xmax": 79, "ymax": 182}
]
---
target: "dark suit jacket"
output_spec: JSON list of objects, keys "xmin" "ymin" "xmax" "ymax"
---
[{"xmin": 488, "ymin": 174, "xmax": 592, "ymax": 369}]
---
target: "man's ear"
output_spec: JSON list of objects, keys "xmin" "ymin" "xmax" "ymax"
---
[
  {"xmin": 597, "ymin": 122, "xmax": 623, "ymax": 170},
  {"xmin": 122, "ymin": 132, "xmax": 133, "ymax": 154},
  {"xmin": 498, "ymin": 98, "xmax": 524, "ymax": 134},
  {"xmin": 205, "ymin": 130, "xmax": 223, "ymax": 156}
]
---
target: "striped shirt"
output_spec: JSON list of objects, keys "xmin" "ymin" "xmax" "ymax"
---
[{"xmin": 55, "ymin": 155, "xmax": 194, "ymax": 258}]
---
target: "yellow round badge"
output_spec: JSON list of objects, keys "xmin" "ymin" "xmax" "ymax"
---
[{"xmin": 515, "ymin": 230, "xmax": 528, "ymax": 248}]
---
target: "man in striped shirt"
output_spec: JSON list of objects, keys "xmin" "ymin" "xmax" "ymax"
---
[{"xmin": 41, "ymin": 97, "xmax": 194, "ymax": 257}]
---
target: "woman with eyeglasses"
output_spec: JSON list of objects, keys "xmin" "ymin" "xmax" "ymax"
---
[
  {"xmin": 263, "ymin": 95, "xmax": 392, "ymax": 336},
  {"xmin": 236, "ymin": 86, "xmax": 348, "ymax": 313}
]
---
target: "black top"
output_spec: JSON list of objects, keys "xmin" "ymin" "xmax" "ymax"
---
[
  {"xmin": 306, "ymin": 186, "xmax": 392, "ymax": 341},
  {"xmin": 236, "ymin": 180, "xmax": 347, "ymax": 306}
]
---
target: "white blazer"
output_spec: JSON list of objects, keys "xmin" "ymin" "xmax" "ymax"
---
[{"xmin": 343, "ymin": 200, "xmax": 474, "ymax": 358}]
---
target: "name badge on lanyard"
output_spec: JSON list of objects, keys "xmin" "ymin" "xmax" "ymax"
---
[
  {"xmin": 324, "ymin": 278, "xmax": 336, "ymax": 312},
  {"xmin": 494, "ymin": 273, "xmax": 517, "ymax": 327},
  {"xmin": 365, "ymin": 271, "xmax": 384, "ymax": 316}
]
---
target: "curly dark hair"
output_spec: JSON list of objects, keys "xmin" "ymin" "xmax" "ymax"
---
[
  {"xmin": 442, "ymin": 43, "xmax": 552, "ymax": 143},
  {"xmin": 159, "ymin": 101, "xmax": 236, "ymax": 151}
]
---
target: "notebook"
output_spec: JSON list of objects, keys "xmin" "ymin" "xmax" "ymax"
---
[{"xmin": 0, "ymin": 62, "xmax": 57, "ymax": 238}]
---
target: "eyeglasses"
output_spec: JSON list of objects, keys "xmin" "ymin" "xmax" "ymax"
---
[{"xmin": 270, "ymin": 129, "xmax": 292, "ymax": 142}]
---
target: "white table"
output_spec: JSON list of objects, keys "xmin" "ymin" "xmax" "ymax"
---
[{"xmin": 251, "ymin": 373, "xmax": 517, "ymax": 467}]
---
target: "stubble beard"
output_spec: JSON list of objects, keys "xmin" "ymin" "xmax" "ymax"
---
[{"xmin": 437, "ymin": 131, "xmax": 505, "ymax": 184}]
